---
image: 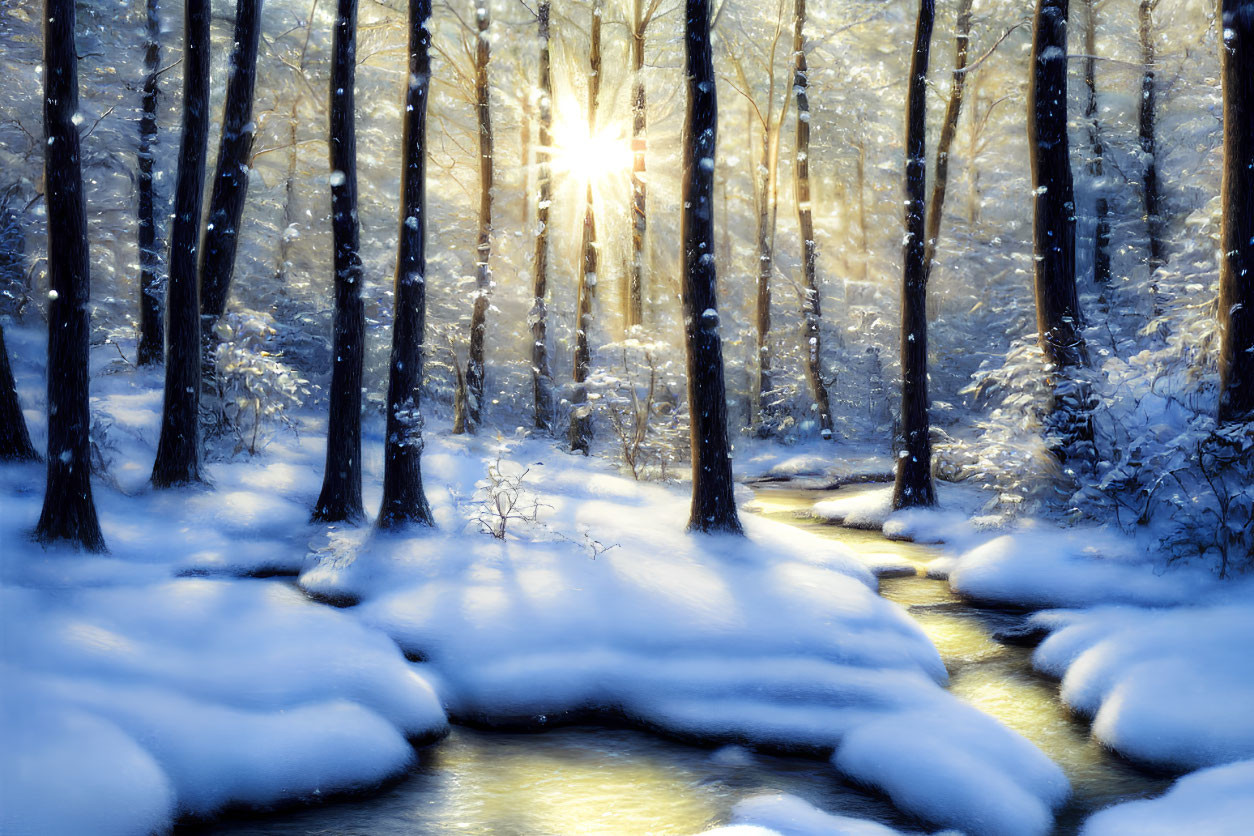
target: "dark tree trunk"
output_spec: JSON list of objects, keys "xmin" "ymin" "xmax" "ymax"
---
[
  {"xmin": 1083, "ymin": 0, "xmax": 1111, "ymax": 285},
  {"xmin": 627, "ymin": 0, "xmax": 650, "ymax": 329},
  {"xmin": 379, "ymin": 0, "xmax": 435, "ymax": 530},
  {"xmin": 922, "ymin": 0, "xmax": 971, "ymax": 282},
  {"xmin": 312, "ymin": 0, "xmax": 365, "ymax": 523},
  {"xmin": 198, "ymin": 0, "xmax": 264, "ymax": 329},
  {"xmin": 682, "ymin": 0, "xmax": 743, "ymax": 536},
  {"xmin": 0, "ymin": 322, "xmax": 38, "ymax": 461},
  {"xmin": 34, "ymin": 0, "xmax": 105, "ymax": 550},
  {"xmin": 462, "ymin": 2, "xmax": 493, "ymax": 433},
  {"xmin": 531, "ymin": 0, "xmax": 554, "ymax": 432},
  {"xmin": 136, "ymin": 0, "xmax": 164, "ymax": 366},
  {"xmin": 1138, "ymin": 0, "xmax": 1165, "ymax": 269},
  {"xmin": 1219, "ymin": 0, "xmax": 1254, "ymax": 423},
  {"xmin": 569, "ymin": 0, "xmax": 603, "ymax": 455},
  {"xmin": 1030, "ymin": 0, "xmax": 1095, "ymax": 471},
  {"xmin": 1029, "ymin": 0, "xmax": 1087, "ymax": 370},
  {"xmin": 792, "ymin": 0, "xmax": 833, "ymax": 439},
  {"xmin": 151, "ymin": 0, "xmax": 210, "ymax": 488},
  {"xmin": 893, "ymin": 0, "xmax": 936, "ymax": 511}
]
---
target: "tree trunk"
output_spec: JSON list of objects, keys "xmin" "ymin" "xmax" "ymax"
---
[
  {"xmin": 34, "ymin": 0, "xmax": 105, "ymax": 549},
  {"xmin": 893, "ymin": 0, "xmax": 936, "ymax": 510},
  {"xmin": 531, "ymin": 0, "xmax": 554, "ymax": 432},
  {"xmin": 1138, "ymin": 0, "xmax": 1165, "ymax": 269},
  {"xmin": 921, "ymin": 0, "xmax": 971, "ymax": 282},
  {"xmin": 569, "ymin": 0, "xmax": 603, "ymax": 455},
  {"xmin": 1083, "ymin": 0, "xmax": 1111, "ymax": 285},
  {"xmin": 0, "ymin": 322, "xmax": 38, "ymax": 461},
  {"xmin": 1029, "ymin": 0, "xmax": 1086, "ymax": 370},
  {"xmin": 682, "ymin": 0, "xmax": 743, "ymax": 535},
  {"xmin": 1030, "ymin": 0, "xmax": 1095, "ymax": 471},
  {"xmin": 151, "ymin": 0, "xmax": 210, "ymax": 488},
  {"xmin": 856, "ymin": 131, "xmax": 870, "ymax": 284},
  {"xmin": 198, "ymin": 0, "xmax": 264, "ymax": 329},
  {"xmin": 627, "ymin": 0, "xmax": 648, "ymax": 329},
  {"xmin": 791, "ymin": 0, "xmax": 833, "ymax": 439},
  {"xmin": 136, "ymin": 0, "xmax": 163, "ymax": 367},
  {"xmin": 273, "ymin": 0, "xmax": 319, "ymax": 290},
  {"xmin": 378, "ymin": 0, "xmax": 435, "ymax": 529},
  {"xmin": 754, "ymin": 125, "xmax": 779, "ymax": 420},
  {"xmin": 462, "ymin": 2, "xmax": 493, "ymax": 433},
  {"xmin": 1218, "ymin": 0, "xmax": 1254, "ymax": 423},
  {"xmin": 312, "ymin": 0, "xmax": 365, "ymax": 523}
]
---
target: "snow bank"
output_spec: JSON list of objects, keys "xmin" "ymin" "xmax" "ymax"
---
[
  {"xmin": 701, "ymin": 793, "xmax": 912, "ymax": 835},
  {"xmin": 303, "ymin": 436, "xmax": 1069, "ymax": 836},
  {"xmin": 811, "ymin": 483, "xmax": 992, "ymax": 545},
  {"xmin": 1080, "ymin": 760, "xmax": 1254, "ymax": 835},
  {"xmin": 1031, "ymin": 603, "xmax": 1254, "ymax": 771},
  {"xmin": 944, "ymin": 527, "xmax": 1227, "ymax": 609},
  {"xmin": 736, "ymin": 439, "xmax": 892, "ymax": 485}
]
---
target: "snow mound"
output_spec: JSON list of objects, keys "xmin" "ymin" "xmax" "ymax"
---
[
  {"xmin": 946, "ymin": 527, "xmax": 1226, "ymax": 608},
  {"xmin": 812, "ymin": 483, "xmax": 991, "ymax": 544},
  {"xmin": 1080, "ymin": 760, "xmax": 1254, "ymax": 835},
  {"xmin": 303, "ymin": 440, "xmax": 1068, "ymax": 835},
  {"xmin": 1031, "ymin": 603, "xmax": 1254, "ymax": 771},
  {"xmin": 0, "ymin": 576, "xmax": 447, "ymax": 830},
  {"xmin": 701, "ymin": 793, "xmax": 911, "ymax": 835}
]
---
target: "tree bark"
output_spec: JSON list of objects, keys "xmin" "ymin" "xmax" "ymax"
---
[
  {"xmin": 569, "ymin": 0, "xmax": 603, "ymax": 455},
  {"xmin": 627, "ymin": 0, "xmax": 650, "ymax": 329},
  {"xmin": 1219, "ymin": 0, "xmax": 1254, "ymax": 422},
  {"xmin": 462, "ymin": 2, "xmax": 494, "ymax": 432},
  {"xmin": 312, "ymin": 0, "xmax": 365, "ymax": 522},
  {"xmin": 682, "ymin": 0, "xmax": 743, "ymax": 535},
  {"xmin": 1030, "ymin": 0, "xmax": 1095, "ymax": 472},
  {"xmin": 531, "ymin": 0, "xmax": 554, "ymax": 432},
  {"xmin": 754, "ymin": 124, "xmax": 780, "ymax": 419},
  {"xmin": 893, "ymin": 0, "xmax": 937, "ymax": 510},
  {"xmin": 136, "ymin": 0, "xmax": 164, "ymax": 367},
  {"xmin": 1138, "ymin": 0, "xmax": 1165, "ymax": 268},
  {"xmin": 0, "ymin": 322, "xmax": 38, "ymax": 461},
  {"xmin": 379, "ymin": 0, "xmax": 435, "ymax": 529},
  {"xmin": 152, "ymin": 0, "xmax": 210, "ymax": 488},
  {"xmin": 1083, "ymin": 0, "xmax": 1111, "ymax": 285},
  {"xmin": 1029, "ymin": 0, "xmax": 1086, "ymax": 370},
  {"xmin": 921, "ymin": 0, "xmax": 971, "ymax": 282},
  {"xmin": 34, "ymin": 0, "xmax": 105, "ymax": 549},
  {"xmin": 198, "ymin": 0, "xmax": 264, "ymax": 328},
  {"xmin": 791, "ymin": 0, "xmax": 833, "ymax": 439}
]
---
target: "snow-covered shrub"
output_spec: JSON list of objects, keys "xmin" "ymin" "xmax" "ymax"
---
[
  {"xmin": 585, "ymin": 337, "xmax": 689, "ymax": 480},
  {"xmin": 472, "ymin": 456, "xmax": 545, "ymax": 540},
  {"xmin": 936, "ymin": 336, "xmax": 1062, "ymax": 515},
  {"xmin": 206, "ymin": 311, "xmax": 312, "ymax": 457}
]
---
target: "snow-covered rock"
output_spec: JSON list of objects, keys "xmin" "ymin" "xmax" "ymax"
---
[{"xmin": 1080, "ymin": 760, "xmax": 1254, "ymax": 835}]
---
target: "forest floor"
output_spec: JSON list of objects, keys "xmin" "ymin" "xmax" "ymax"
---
[{"xmin": 2, "ymin": 326, "xmax": 1251, "ymax": 835}]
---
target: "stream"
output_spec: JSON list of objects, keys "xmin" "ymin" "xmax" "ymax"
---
[{"xmin": 193, "ymin": 485, "xmax": 1170, "ymax": 835}]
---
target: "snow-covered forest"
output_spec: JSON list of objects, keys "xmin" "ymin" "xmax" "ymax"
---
[{"xmin": 1, "ymin": 0, "xmax": 1252, "ymax": 832}]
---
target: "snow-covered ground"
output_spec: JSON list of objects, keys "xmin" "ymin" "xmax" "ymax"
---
[{"xmin": 3, "ymin": 329, "xmax": 1072, "ymax": 836}]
